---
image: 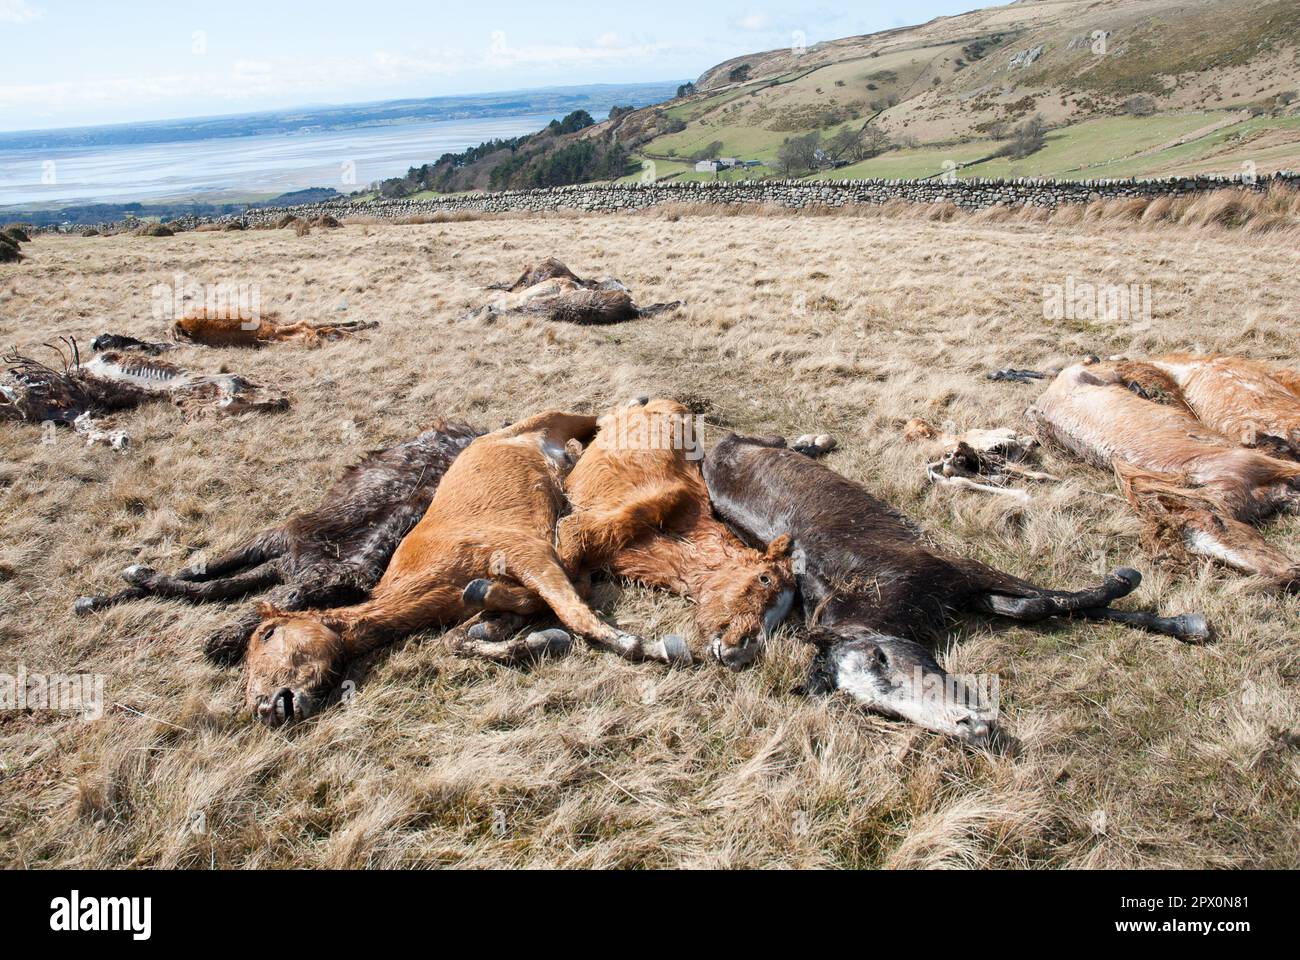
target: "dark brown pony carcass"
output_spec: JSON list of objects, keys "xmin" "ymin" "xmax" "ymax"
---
[
  {"xmin": 703, "ymin": 433, "xmax": 1210, "ymax": 743},
  {"xmin": 75, "ymin": 423, "xmax": 482, "ymax": 664}
]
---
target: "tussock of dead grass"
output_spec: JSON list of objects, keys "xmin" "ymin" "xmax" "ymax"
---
[{"xmin": 0, "ymin": 208, "xmax": 1297, "ymax": 868}]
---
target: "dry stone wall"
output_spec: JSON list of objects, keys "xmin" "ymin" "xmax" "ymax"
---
[{"xmin": 73, "ymin": 172, "xmax": 1300, "ymax": 232}]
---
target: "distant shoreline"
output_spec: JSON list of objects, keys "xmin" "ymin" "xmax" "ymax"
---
[{"xmin": 0, "ymin": 81, "xmax": 680, "ymax": 215}]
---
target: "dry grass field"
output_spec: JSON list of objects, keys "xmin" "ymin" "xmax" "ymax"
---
[{"xmin": 1, "ymin": 198, "xmax": 1298, "ymax": 868}]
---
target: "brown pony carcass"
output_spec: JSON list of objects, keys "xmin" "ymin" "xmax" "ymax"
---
[
  {"xmin": 1027, "ymin": 359, "xmax": 1300, "ymax": 585},
  {"xmin": 1111, "ymin": 354, "xmax": 1300, "ymax": 460},
  {"xmin": 487, "ymin": 256, "xmax": 585, "ymax": 292},
  {"xmin": 546, "ymin": 398, "xmax": 794, "ymax": 669},
  {"xmin": 74, "ymin": 422, "xmax": 481, "ymax": 664},
  {"xmin": 173, "ymin": 308, "xmax": 377, "ymax": 347},
  {"xmin": 470, "ymin": 258, "xmax": 683, "ymax": 325},
  {"xmin": 245, "ymin": 411, "xmax": 684, "ymax": 726}
]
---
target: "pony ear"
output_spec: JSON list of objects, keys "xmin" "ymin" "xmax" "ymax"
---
[
  {"xmin": 766, "ymin": 534, "xmax": 792, "ymax": 559},
  {"xmin": 257, "ymin": 601, "xmax": 285, "ymax": 620}
]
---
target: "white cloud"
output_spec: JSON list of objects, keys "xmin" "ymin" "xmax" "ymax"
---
[
  {"xmin": 735, "ymin": 12, "xmax": 770, "ymax": 31},
  {"xmin": 0, "ymin": 0, "xmax": 42, "ymax": 24},
  {"xmin": 0, "ymin": 35, "xmax": 705, "ymax": 122}
]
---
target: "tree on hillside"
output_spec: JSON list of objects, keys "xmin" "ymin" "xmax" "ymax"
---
[
  {"xmin": 676, "ymin": 82, "xmax": 696, "ymax": 98},
  {"xmin": 1004, "ymin": 114, "xmax": 1047, "ymax": 160},
  {"xmin": 548, "ymin": 110, "xmax": 595, "ymax": 135},
  {"xmin": 608, "ymin": 105, "xmax": 635, "ymax": 122},
  {"xmin": 824, "ymin": 125, "xmax": 892, "ymax": 164},
  {"xmin": 1124, "ymin": 95, "xmax": 1157, "ymax": 117},
  {"xmin": 859, "ymin": 126, "xmax": 892, "ymax": 160},
  {"xmin": 777, "ymin": 132, "xmax": 821, "ymax": 176},
  {"xmin": 826, "ymin": 127, "xmax": 860, "ymax": 162}
]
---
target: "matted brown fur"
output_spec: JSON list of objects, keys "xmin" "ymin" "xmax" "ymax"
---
[
  {"xmin": 1029, "ymin": 360, "xmax": 1300, "ymax": 584},
  {"xmin": 173, "ymin": 308, "xmax": 376, "ymax": 347},
  {"xmin": 555, "ymin": 398, "xmax": 793, "ymax": 668}
]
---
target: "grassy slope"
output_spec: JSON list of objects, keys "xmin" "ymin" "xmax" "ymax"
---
[{"xmin": 625, "ymin": 0, "xmax": 1300, "ymax": 185}]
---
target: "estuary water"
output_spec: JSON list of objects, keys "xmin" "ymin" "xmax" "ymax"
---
[{"xmin": 0, "ymin": 111, "xmax": 559, "ymax": 207}]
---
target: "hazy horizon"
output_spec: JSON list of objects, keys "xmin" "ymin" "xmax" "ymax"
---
[
  {"xmin": 0, "ymin": 0, "xmax": 983, "ymax": 131},
  {"xmin": 0, "ymin": 79, "xmax": 687, "ymax": 137}
]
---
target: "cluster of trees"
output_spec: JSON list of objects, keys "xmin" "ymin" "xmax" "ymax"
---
[
  {"xmin": 676, "ymin": 82, "xmax": 696, "ymax": 98},
  {"xmin": 375, "ymin": 110, "xmax": 609, "ymax": 197},
  {"xmin": 9, "ymin": 199, "xmax": 250, "ymax": 228},
  {"xmin": 489, "ymin": 139, "xmax": 631, "ymax": 190},
  {"xmin": 378, "ymin": 132, "xmax": 536, "ymax": 196},
  {"xmin": 546, "ymin": 110, "xmax": 595, "ymax": 135},
  {"xmin": 998, "ymin": 115, "xmax": 1047, "ymax": 160},
  {"xmin": 775, "ymin": 125, "xmax": 892, "ymax": 175}
]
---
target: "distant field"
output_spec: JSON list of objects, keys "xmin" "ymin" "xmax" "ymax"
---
[
  {"xmin": 709, "ymin": 113, "xmax": 1300, "ymax": 184},
  {"xmin": 1, "ymin": 206, "xmax": 1297, "ymax": 867}
]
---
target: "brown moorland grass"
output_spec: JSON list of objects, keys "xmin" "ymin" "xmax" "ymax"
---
[{"xmin": 0, "ymin": 205, "xmax": 1297, "ymax": 868}]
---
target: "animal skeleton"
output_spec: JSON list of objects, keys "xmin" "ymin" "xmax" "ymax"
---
[
  {"xmin": 905, "ymin": 418, "xmax": 1057, "ymax": 502},
  {"xmin": 0, "ymin": 339, "xmax": 287, "ymax": 447}
]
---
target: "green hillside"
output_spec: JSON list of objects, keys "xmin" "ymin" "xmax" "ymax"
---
[{"xmin": 622, "ymin": 0, "xmax": 1300, "ymax": 185}]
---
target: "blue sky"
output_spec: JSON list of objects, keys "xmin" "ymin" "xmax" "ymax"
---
[{"xmin": 0, "ymin": 0, "xmax": 983, "ymax": 131}]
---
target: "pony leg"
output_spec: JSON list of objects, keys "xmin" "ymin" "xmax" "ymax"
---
[
  {"xmin": 178, "ymin": 533, "xmax": 284, "ymax": 580},
  {"xmin": 460, "ymin": 578, "xmax": 548, "ymax": 614},
  {"xmin": 1074, "ymin": 606, "xmax": 1213, "ymax": 643},
  {"xmin": 73, "ymin": 586, "xmax": 149, "ymax": 615},
  {"xmin": 555, "ymin": 480, "xmax": 693, "ymax": 571},
  {"xmin": 75, "ymin": 532, "xmax": 284, "ymax": 613},
  {"xmin": 972, "ymin": 567, "xmax": 1141, "ymax": 620},
  {"xmin": 506, "ymin": 550, "xmax": 689, "ymax": 665},
  {"xmin": 444, "ymin": 613, "xmax": 572, "ymax": 664},
  {"xmin": 120, "ymin": 560, "xmax": 284, "ymax": 602}
]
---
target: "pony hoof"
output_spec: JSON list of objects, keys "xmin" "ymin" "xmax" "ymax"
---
[
  {"xmin": 462, "ymin": 579, "xmax": 492, "ymax": 608},
  {"xmin": 1173, "ymin": 612, "xmax": 1214, "ymax": 644},
  {"xmin": 792, "ymin": 434, "xmax": 836, "ymax": 458},
  {"xmin": 121, "ymin": 564, "xmax": 155, "ymax": 585},
  {"xmin": 73, "ymin": 596, "xmax": 99, "ymax": 616},
  {"xmin": 1113, "ymin": 567, "xmax": 1142, "ymax": 592},
  {"xmin": 524, "ymin": 628, "xmax": 572, "ymax": 657},
  {"xmin": 658, "ymin": 633, "xmax": 692, "ymax": 666}
]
